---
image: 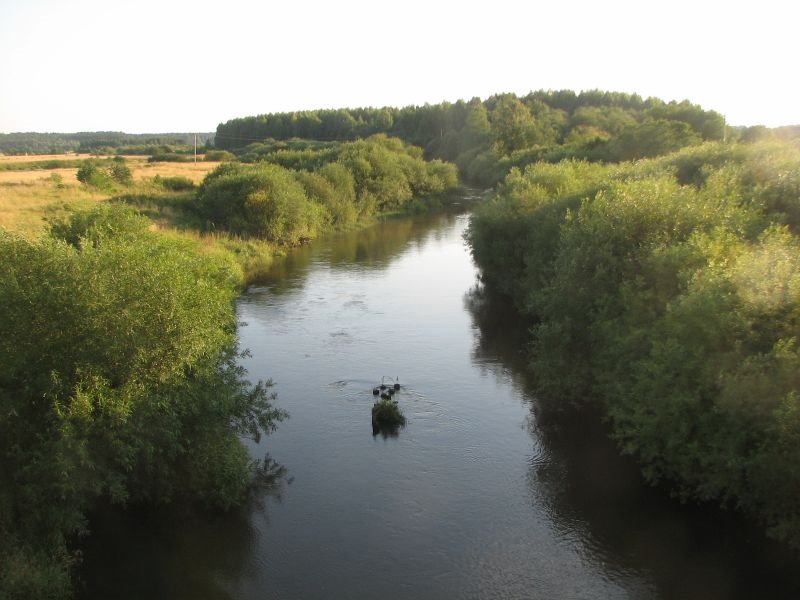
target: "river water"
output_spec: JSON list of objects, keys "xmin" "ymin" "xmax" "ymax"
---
[{"xmin": 81, "ymin": 202, "xmax": 800, "ymax": 599}]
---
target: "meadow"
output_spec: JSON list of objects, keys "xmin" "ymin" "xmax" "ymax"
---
[{"xmin": 0, "ymin": 154, "xmax": 220, "ymax": 237}]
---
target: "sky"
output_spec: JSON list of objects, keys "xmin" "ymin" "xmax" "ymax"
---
[{"xmin": 0, "ymin": 0, "xmax": 797, "ymax": 133}]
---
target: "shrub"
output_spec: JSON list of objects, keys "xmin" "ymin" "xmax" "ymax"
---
[
  {"xmin": 76, "ymin": 159, "xmax": 114, "ymax": 190},
  {"xmin": 153, "ymin": 174, "xmax": 195, "ymax": 191},
  {"xmin": 204, "ymin": 149, "xmax": 236, "ymax": 162},
  {"xmin": 109, "ymin": 157, "xmax": 132, "ymax": 185},
  {"xmin": 198, "ymin": 162, "xmax": 323, "ymax": 245},
  {"xmin": 371, "ymin": 398, "xmax": 406, "ymax": 434}
]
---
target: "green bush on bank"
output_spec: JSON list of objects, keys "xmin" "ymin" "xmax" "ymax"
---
[
  {"xmin": 195, "ymin": 135, "xmax": 459, "ymax": 244},
  {"xmin": 0, "ymin": 205, "xmax": 285, "ymax": 598},
  {"xmin": 466, "ymin": 140, "xmax": 800, "ymax": 547}
]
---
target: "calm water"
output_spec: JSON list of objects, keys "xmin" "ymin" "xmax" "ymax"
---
[{"xmin": 81, "ymin": 203, "xmax": 800, "ymax": 599}]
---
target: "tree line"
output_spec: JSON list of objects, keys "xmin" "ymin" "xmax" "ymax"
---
[
  {"xmin": 0, "ymin": 132, "xmax": 213, "ymax": 155},
  {"xmin": 213, "ymin": 90, "xmax": 746, "ymax": 186},
  {"xmin": 466, "ymin": 138, "xmax": 800, "ymax": 548}
]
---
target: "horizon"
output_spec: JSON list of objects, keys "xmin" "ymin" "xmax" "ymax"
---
[{"xmin": 1, "ymin": 0, "xmax": 798, "ymax": 133}]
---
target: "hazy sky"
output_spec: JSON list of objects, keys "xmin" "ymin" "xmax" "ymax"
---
[{"xmin": 0, "ymin": 0, "xmax": 797, "ymax": 133}]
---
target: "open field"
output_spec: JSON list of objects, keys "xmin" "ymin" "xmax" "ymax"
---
[
  {"xmin": 130, "ymin": 159, "xmax": 220, "ymax": 183},
  {"xmin": 0, "ymin": 155, "xmax": 220, "ymax": 184},
  {"xmin": 0, "ymin": 180, "xmax": 106, "ymax": 236},
  {"xmin": 0, "ymin": 158, "xmax": 221, "ymax": 237},
  {"xmin": 0, "ymin": 152, "xmax": 85, "ymax": 164}
]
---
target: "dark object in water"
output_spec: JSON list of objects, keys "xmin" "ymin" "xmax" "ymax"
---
[
  {"xmin": 372, "ymin": 397, "xmax": 406, "ymax": 434},
  {"xmin": 379, "ymin": 375, "xmax": 401, "ymax": 391},
  {"xmin": 376, "ymin": 376, "xmax": 400, "ymax": 399},
  {"xmin": 372, "ymin": 376, "xmax": 406, "ymax": 435}
]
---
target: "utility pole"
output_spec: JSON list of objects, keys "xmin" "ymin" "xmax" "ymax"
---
[{"xmin": 194, "ymin": 134, "xmax": 197, "ymax": 164}]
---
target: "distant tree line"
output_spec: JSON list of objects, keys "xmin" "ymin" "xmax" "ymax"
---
[
  {"xmin": 213, "ymin": 90, "xmax": 761, "ymax": 185},
  {"xmin": 0, "ymin": 132, "xmax": 213, "ymax": 155},
  {"xmin": 466, "ymin": 139, "xmax": 800, "ymax": 548}
]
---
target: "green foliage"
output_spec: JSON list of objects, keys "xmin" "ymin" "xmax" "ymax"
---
[
  {"xmin": 75, "ymin": 157, "xmax": 133, "ymax": 190},
  {"xmin": 153, "ymin": 174, "xmax": 195, "ymax": 191},
  {"xmin": 49, "ymin": 202, "xmax": 152, "ymax": 247},
  {"xmin": 371, "ymin": 397, "xmax": 406, "ymax": 434},
  {"xmin": 198, "ymin": 162, "xmax": 323, "ymax": 244},
  {"xmin": 196, "ymin": 136, "xmax": 459, "ymax": 243},
  {"xmin": 0, "ymin": 542, "xmax": 72, "ymax": 600},
  {"xmin": 490, "ymin": 95, "xmax": 538, "ymax": 154},
  {"xmin": 0, "ymin": 132, "xmax": 211, "ymax": 156},
  {"xmin": 147, "ymin": 152, "xmax": 193, "ymax": 163},
  {"xmin": 109, "ymin": 156, "xmax": 132, "ymax": 185},
  {"xmin": 467, "ymin": 140, "xmax": 800, "ymax": 547},
  {"xmin": 0, "ymin": 205, "xmax": 284, "ymax": 597},
  {"xmin": 76, "ymin": 159, "xmax": 115, "ymax": 190},
  {"xmin": 0, "ymin": 158, "xmax": 85, "ymax": 172},
  {"xmin": 215, "ymin": 90, "xmax": 728, "ymax": 186},
  {"xmin": 204, "ymin": 149, "xmax": 236, "ymax": 161},
  {"xmin": 604, "ymin": 119, "xmax": 703, "ymax": 161},
  {"xmin": 48, "ymin": 172, "xmax": 64, "ymax": 188}
]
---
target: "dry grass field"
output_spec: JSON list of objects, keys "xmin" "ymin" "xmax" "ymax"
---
[
  {"xmin": 0, "ymin": 152, "xmax": 84, "ymax": 164},
  {"xmin": 130, "ymin": 159, "xmax": 220, "ymax": 183},
  {"xmin": 0, "ymin": 156, "xmax": 220, "ymax": 237}
]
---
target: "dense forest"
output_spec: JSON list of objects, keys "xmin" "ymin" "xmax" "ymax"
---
[
  {"xmin": 215, "ymin": 91, "xmax": 800, "ymax": 189},
  {"xmin": 215, "ymin": 91, "xmax": 730, "ymax": 184},
  {"xmin": 466, "ymin": 139, "xmax": 800, "ymax": 547}
]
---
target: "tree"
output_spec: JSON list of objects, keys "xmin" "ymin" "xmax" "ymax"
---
[
  {"xmin": 489, "ymin": 95, "xmax": 537, "ymax": 154},
  {"xmin": 109, "ymin": 156, "xmax": 132, "ymax": 185},
  {"xmin": 76, "ymin": 159, "xmax": 113, "ymax": 189}
]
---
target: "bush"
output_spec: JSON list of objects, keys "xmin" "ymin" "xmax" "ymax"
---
[
  {"xmin": 153, "ymin": 174, "xmax": 195, "ymax": 191},
  {"xmin": 467, "ymin": 140, "xmax": 800, "ymax": 547},
  {"xmin": 148, "ymin": 152, "xmax": 192, "ymax": 163},
  {"xmin": 76, "ymin": 159, "xmax": 114, "ymax": 190},
  {"xmin": 198, "ymin": 162, "xmax": 323, "ymax": 245},
  {"xmin": 204, "ymin": 149, "xmax": 236, "ymax": 162},
  {"xmin": 0, "ymin": 206, "xmax": 285, "ymax": 597},
  {"xmin": 109, "ymin": 157, "xmax": 132, "ymax": 185},
  {"xmin": 371, "ymin": 398, "xmax": 406, "ymax": 434}
]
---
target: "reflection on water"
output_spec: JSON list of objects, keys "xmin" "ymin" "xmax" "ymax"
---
[
  {"xmin": 78, "ymin": 457, "xmax": 289, "ymax": 600},
  {"xmin": 79, "ymin": 203, "xmax": 800, "ymax": 599},
  {"xmin": 257, "ymin": 213, "xmax": 462, "ymax": 297}
]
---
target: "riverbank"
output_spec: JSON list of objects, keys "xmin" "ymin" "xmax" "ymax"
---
[{"xmin": 466, "ymin": 139, "xmax": 800, "ymax": 549}]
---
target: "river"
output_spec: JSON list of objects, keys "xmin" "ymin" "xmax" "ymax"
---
[{"xmin": 80, "ymin": 201, "xmax": 800, "ymax": 599}]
